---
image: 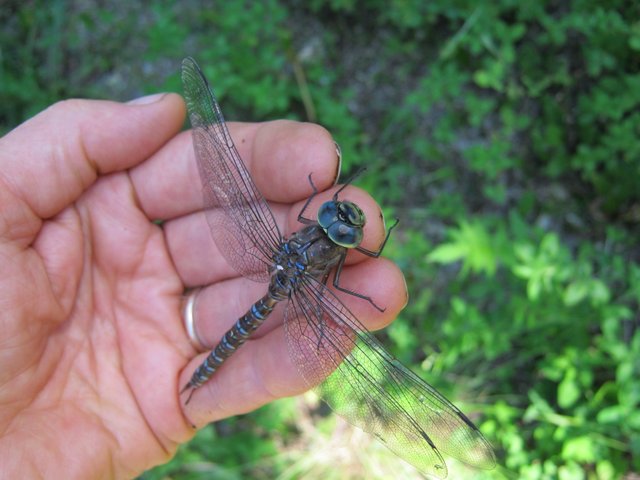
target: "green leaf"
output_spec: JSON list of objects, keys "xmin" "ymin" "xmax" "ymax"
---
[
  {"xmin": 562, "ymin": 436, "xmax": 597, "ymax": 463},
  {"xmin": 597, "ymin": 405, "xmax": 624, "ymax": 424},
  {"xmin": 564, "ymin": 281, "xmax": 589, "ymax": 306},
  {"xmin": 558, "ymin": 368, "xmax": 581, "ymax": 409},
  {"xmin": 596, "ymin": 460, "xmax": 616, "ymax": 480},
  {"xmin": 427, "ymin": 243, "xmax": 467, "ymax": 263},
  {"xmin": 427, "ymin": 220, "xmax": 498, "ymax": 275}
]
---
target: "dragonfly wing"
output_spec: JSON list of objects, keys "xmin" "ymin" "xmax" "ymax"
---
[
  {"xmin": 182, "ymin": 57, "xmax": 281, "ymax": 282},
  {"xmin": 284, "ymin": 277, "xmax": 496, "ymax": 477}
]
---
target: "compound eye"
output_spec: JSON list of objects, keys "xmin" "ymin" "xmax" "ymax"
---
[
  {"xmin": 317, "ymin": 201, "xmax": 339, "ymax": 228},
  {"xmin": 339, "ymin": 201, "xmax": 366, "ymax": 227},
  {"xmin": 327, "ymin": 222, "xmax": 364, "ymax": 248}
]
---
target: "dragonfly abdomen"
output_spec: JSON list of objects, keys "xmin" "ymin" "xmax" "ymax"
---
[{"xmin": 182, "ymin": 286, "xmax": 285, "ymax": 395}]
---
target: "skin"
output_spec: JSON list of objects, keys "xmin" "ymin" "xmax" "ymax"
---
[{"xmin": 0, "ymin": 93, "xmax": 407, "ymax": 479}]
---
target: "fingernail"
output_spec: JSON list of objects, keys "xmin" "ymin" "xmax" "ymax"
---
[
  {"xmin": 127, "ymin": 93, "xmax": 168, "ymax": 105},
  {"xmin": 401, "ymin": 276, "xmax": 409, "ymax": 309},
  {"xmin": 332, "ymin": 141, "xmax": 342, "ymax": 185}
]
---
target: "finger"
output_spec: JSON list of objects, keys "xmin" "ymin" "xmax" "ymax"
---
[
  {"xmin": 165, "ymin": 184, "xmax": 389, "ymax": 287},
  {"xmin": 186, "ymin": 257, "xmax": 405, "ymax": 353},
  {"xmin": 0, "ymin": 94, "xmax": 185, "ymax": 244},
  {"xmin": 130, "ymin": 120, "xmax": 341, "ymax": 220},
  {"xmin": 180, "ymin": 258, "xmax": 406, "ymax": 424},
  {"xmin": 163, "ymin": 202, "xmax": 289, "ymax": 287}
]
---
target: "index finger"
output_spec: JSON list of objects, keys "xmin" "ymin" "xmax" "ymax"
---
[{"xmin": 130, "ymin": 120, "xmax": 342, "ymax": 220}]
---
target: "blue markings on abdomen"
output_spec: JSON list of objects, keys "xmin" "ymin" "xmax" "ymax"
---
[{"xmin": 183, "ymin": 290, "xmax": 280, "ymax": 392}]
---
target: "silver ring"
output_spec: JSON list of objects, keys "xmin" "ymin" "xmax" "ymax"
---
[{"xmin": 183, "ymin": 289, "xmax": 206, "ymax": 352}]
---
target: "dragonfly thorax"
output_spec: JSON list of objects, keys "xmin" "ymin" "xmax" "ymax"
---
[
  {"xmin": 317, "ymin": 200, "xmax": 365, "ymax": 248},
  {"xmin": 272, "ymin": 225, "xmax": 346, "ymax": 282},
  {"xmin": 273, "ymin": 245, "xmax": 304, "ymax": 277}
]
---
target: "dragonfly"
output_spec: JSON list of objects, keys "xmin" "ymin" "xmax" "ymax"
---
[{"xmin": 180, "ymin": 57, "xmax": 496, "ymax": 478}]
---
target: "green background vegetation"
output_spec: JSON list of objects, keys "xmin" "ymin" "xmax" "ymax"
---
[{"xmin": 2, "ymin": 1, "xmax": 639, "ymax": 478}]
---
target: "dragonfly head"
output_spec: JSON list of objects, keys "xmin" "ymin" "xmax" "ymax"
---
[{"xmin": 317, "ymin": 200, "xmax": 365, "ymax": 248}]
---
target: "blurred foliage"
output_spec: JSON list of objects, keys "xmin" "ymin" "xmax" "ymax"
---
[{"xmin": 2, "ymin": 0, "xmax": 640, "ymax": 478}]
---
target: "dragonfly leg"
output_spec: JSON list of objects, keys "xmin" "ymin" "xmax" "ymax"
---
[
  {"xmin": 297, "ymin": 174, "xmax": 320, "ymax": 225},
  {"xmin": 183, "ymin": 387, "xmax": 196, "ymax": 405},
  {"xmin": 356, "ymin": 217, "xmax": 399, "ymax": 258},
  {"xmin": 179, "ymin": 378, "xmax": 199, "ymax": 405},
  {"xmin": 332, "ymin": 252, "xmax": 386, "ymax": 312},
  {"xmin": 331, "ymin": 166, "xmax": 367, "ymax": 199},
  {"xmin": 298, "ymin": 168, "xmax": 372, "ymax": 224}
]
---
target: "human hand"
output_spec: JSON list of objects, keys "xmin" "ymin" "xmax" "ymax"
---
[{"xmin": 0, "ymin": 94, "xmax": 406, "ymax": 478}]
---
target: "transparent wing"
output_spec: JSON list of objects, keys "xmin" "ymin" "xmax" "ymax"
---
[
  {"xmin": 182, "ymin": 57, "xmax": 281, "ymax": 282},
  {"xmin": 284, "ymin": 277, "xmax": 496, "ymax": 478}
]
